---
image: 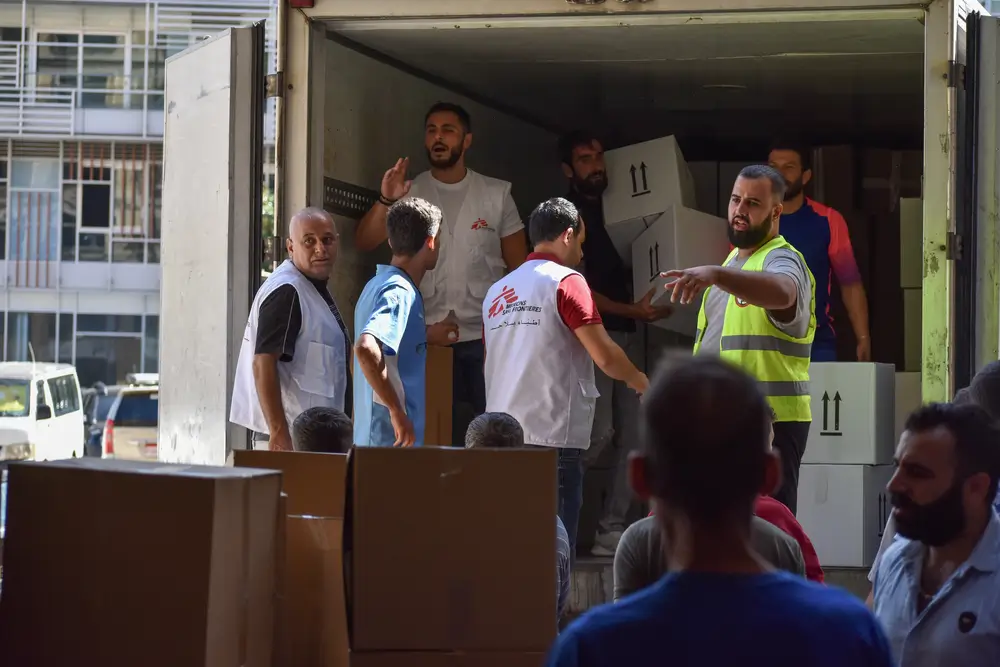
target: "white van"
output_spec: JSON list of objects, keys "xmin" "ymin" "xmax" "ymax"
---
[{"xmin": 0, "ymin": 362, "xmax": 84, "ymax": 462}]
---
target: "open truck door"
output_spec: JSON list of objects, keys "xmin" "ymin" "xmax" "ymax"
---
[
  {"xmin": 157, "ymin": 24, "xmax": 267, "ymax": 465},
  {"xmin": 956, "ymin": 9, "xmax": 1000, "ymax": 390}
]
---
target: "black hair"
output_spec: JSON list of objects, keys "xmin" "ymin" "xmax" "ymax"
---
[
  {"xmin": 465, "ymin": 412, "xmax": 525, "ymax": 449},
  {"xmin": 292, "ymin": 406, "xmax": 353, "ymax": 454},
  {"xmin": 528, "ymin": 197, "xmax": 580, "ymax": 246},
  {"xmin": 557, "ymin": 130, "xmax": 602, "ymax": 167},
  {"xmin": 904, "ymin": 402, "xmax": 1000, "ymax": 506},
  {"xmin": 425, "ymin": 102, "xmax": 472, "ymax": 134},
  {"xmin": 386, "ymin": 197, "xmax": 442, "ymax": 257},
  {"xmin": 959, "ymin": 360, "xmax": 1000, "ymax": 421},
  {"xmin": 737, "ymin": 164, "xmax": 788, "ymax": 201},
  {"xmin": 641, "ymin": 354, "xmax": 772, "ymax": 524},
  {"xmin": 768, "ymin": 140, "xmax": 813, "ymax": 171}
]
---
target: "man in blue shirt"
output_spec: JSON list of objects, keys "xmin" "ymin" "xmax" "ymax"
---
[
  {"xmin": 354, "ymin": 198, "xmax": 441, "ymax": 447},
  {"xmin": 547, "ymin": 354, "xmax": 894, "ymax": 667},
  {"xmin": 871, "ymin": 402, "xmax": 1000, "ymax": 667}
]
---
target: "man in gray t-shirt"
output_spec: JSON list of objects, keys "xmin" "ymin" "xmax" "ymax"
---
[
  {"xmin": 661, "ymin": 165, "xmax": 815, "ymax": 515},
  {"xmin": 613, "ymin": 515, "xmax": 806, "ymax": 601}
]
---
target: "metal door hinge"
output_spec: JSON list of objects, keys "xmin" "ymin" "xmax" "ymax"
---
[
  {"xmin": 946, "ymin": 231, "xmax": 963, "ymax": 260},
  {"xmin": 265, "ymin": 72, "xmax": 284, "ymax": 98},
  {"xmin": 947, "ymin": 61, "xmax": 965, "ymax": 89}
]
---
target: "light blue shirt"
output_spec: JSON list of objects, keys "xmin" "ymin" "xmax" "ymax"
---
[
  {"xmin": 872, "ymin": 509, "xmax": 1000, "ymax": 667},
  {"xmin": 352, "ymin": 265, "xmax": 426, "ymax": 447}
]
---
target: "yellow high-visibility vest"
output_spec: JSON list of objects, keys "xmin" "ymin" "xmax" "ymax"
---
[{"xmin": 693, "ymin": 235, "xmax": 816, "ymax": 422}]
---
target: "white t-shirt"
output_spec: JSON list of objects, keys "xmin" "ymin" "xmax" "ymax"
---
[{"xmin": 432, "ymin": 173, "xmax": 523, "ymax": 238}]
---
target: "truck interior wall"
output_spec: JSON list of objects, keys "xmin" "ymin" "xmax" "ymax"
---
[{"xmin": 322, "ymin": 37, "xmax": 564, "ymax": 330}]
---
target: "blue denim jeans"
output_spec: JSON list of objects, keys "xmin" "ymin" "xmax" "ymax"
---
[{"xmin": 557, "ymin": 447, "xmax": 585, "ymax": 559}]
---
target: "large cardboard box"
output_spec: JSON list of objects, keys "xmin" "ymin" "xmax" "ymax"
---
[
  {"xmin": 797, "ymin": 463, "xmax": 893, "ymax": 567},
  {"xmin": 235, "ymin": 450, "xmax": 350, "ymax": 667},
  {"xmin": 803, "ymin": 362, "xmax": 895, "ymax": 466},
  {"xmin": 0, "ymin": 458, "xmax": 281, "ymax": 667},
  {"xmin": 348, "ymin": 447, "xmax": 558, "ymax": 653},
  {"xmin": 903, "ymin": 288, "xmax": 922, "ymax": 371},
  {"xmin": 899, "ymin": 198, "xmax": 922, "ymax": 289},
  {"xmin": 602, "ymin": 135, "xmax": 697, "ymax": 264},
  {"xmin": 894, "ymin": 371, "xmax": 922, "ymax": 446},
  {"xmin": 425, "ymin": 345, "xmax": 454, "ymax": 446},
  {"xmin": 630, "ymin": 205, "xmax": 730, "ymax": 336}
]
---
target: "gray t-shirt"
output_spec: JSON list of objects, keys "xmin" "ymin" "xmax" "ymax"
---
[
  {"xmin": 612, "ymin": 515, "xmax": 806, "ymax": 601},
  {"xmin": 697, "ymin": 247, "xmax": 813, "ymax": 354}
]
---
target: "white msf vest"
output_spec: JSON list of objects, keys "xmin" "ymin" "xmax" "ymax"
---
[
  {"xmin": 408, "ymin": 169, "xmax": 511, "ymax": 342},
  {"xmin": 230, "ymin": 260, "xmax": 347, "ymax": 434},
  {"xmin": 483, "ymin": 259, "xmax": 599, "ymax": 449}
]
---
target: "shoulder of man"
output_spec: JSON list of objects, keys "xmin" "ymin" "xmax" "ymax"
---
[
  {"xmin": 750, "ymin": 515, "xmax": 805, "ymax": 574},
  {"xmin": 468, "ymin": 169, "xmax": 512, "ymax": 191}
]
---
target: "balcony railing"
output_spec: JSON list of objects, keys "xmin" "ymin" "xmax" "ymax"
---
[{"xmin": 0, "ymin": 88, "xmax": 74, "ymax": 136}]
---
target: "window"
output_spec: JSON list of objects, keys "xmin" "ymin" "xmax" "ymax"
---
[
  {"xmin": 114, "ymin": 391, "xmax": 158, "ymax": 427},
  {"xmin": 76, "ymin": 313, "xmax": 142, "ymax": 385},
  {"xmin": 12, "ymin": 159, "xmax": 59, "ymax": 189},
  {"xmin": 35, "ymin": 33, "xmax": 79, "ymax": 90},
  {"xmin": 81, "ymin": 35, "xmax": 126, "ymax": 109},
  {"xmin": 61, "ymin": 184, "xmax": 76, "ymax": 261},
  {"xmin": 0, "ymin": 379, "xmax": 29, "ymax": 417},
  {"xmin": 35, "ymin": 380, "xmax": 47, "ymax": 411},
  {"xmin": 47, "ymin": 374, "xmax": 80, "ymax": 417},
  {"xmin": 58, "ymin": 313, "xmax": 73, "ymax": 363},
  {"xmin": 144, "ymin": 315, "xmax": 158, "ymax": 373},
  {"xmin": 77, "ymin": 314, "xmax": 141, "ymax": 333},
  {"xmin": 8, "ymin": 312, "xmax": 56, "ymax": 362}
]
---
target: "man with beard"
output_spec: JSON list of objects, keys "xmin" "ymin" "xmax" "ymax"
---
[
  {"xmin": 662, "ymin": 165, "xmax": 816, "ymax": 514},
  {"xmin": 769, "ymin": 142, "xmax": 870, "ymax": 362},
  {"xmin": 871, "ymin": 402, "xmax": 1000, "ymax": 666},
  {"xmin": 558, "ymin": 130, "xmax": 673, "ymax": 557},
  {"xmin": 355, "ymin": 102, "xmax": 528, "ymax": 443}
]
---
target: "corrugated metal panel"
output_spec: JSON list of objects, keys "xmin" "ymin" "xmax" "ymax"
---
[{"xmin": 11, "ymin": 140, "xmax": 59, "ymax": 158}]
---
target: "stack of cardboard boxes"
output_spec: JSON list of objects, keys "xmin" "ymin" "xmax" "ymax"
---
[
  {"xmin": 600, "ymin": 135, "xmax": 731, "ymax": 338},
  {"xmin": 0, "ymin": 447, "xmax": 558, "ymax": 667}
]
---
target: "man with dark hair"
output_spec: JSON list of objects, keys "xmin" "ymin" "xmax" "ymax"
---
[
  {"xmin": 548, "ymin": 355, "xmax": 894, "ymax": 667},
  {"xmin": 231, "ymin": 207, "xmax": 351, "ymax": 451},
  {"xmin": 353, "ymin": 198, "xmax": 441, "ymax": 447},
  {"xmin": 558, "ymin": 129, "xmax": 672, "ymax": 557},
  {"xmin": 662, "ymin": 165, "xmax": 816, "ymax": 515},
  {"xmin": 464, "ymin": 411, "xmax": 572, "ymax": 621},
  {"xmin": 768, "ymin": 142, "xmax": 870, "ymax": 362},
  {"xmin": 871, "ymin": 402, "xmax": 1000, "ymax": 666},
  {"xmin": 484, "ymin": 197, "xmax": 647, "ymax": 557},
  {"xmin": 355, "ymin": 102, "xmax": 528, "ymax": 445},
  {"xmin": 292, "ymin": 406, "xmax": 353, "ymax": 454}
]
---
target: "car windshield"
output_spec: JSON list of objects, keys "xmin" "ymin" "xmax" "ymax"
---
[
  {"xmin": 0, "ymin": 379, "xmax": 30, "ymax": 417},
  {"xmin": 114, "ymin": 392, "xmax": 159, "ymax": 427}
]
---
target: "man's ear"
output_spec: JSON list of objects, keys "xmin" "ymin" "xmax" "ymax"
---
[
  {"xmin": 802, "ymin": 168, "xmax": 813, "ymax": 187},
  {"xmin": 426, "ymin": 235, "xmax": 437, "ymax": 251},
  {"xmin": 628, "ymin": 451, "xmax": 653, "ymax": 501},
  {"xmin": 561, "ymin": 163, "xmax": 574, "ymax": 179}
]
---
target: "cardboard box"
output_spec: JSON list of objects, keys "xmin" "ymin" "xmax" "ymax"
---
[
  {"xmin": 0, "ymin": 458, "xmax": 281, "ymax": 667},
  {"xmin": 899, "ymin": 198, "xmax": 922, "ymax": 288},
  {"xmin": 803, "ymin": 362, "xmax": 895, "ymax": 466},
  {"xmin": 797, "ymin": 463, "xmax": 893, "ymax": 567},
  {"xmin": 630, "ymin": 205, "xmax": 730, "ymax": 336},
  {"xmin": 903, "ymin": 288, "xmax": 922, "ymax": 371},
  {"xmin": 425, "ymin": 345, "xmax": 453, "ymax": 446},
  {"xmin": 894, "ymin": 371, "xmax": 922, "ymax": 446},
  {"xmin": 349, "ymin": 653, "xmax": 545, "ymax": 667},
  {"xmin": 602, "ymin": 136, "xmax": 697, "ymax": 264},
  {"xmin": 235, "ymin": 450, "xmax": 350, "ymax": 667},
  {"xmin": 348, "ymin": 447, "xmax": 558, "ymax": 652},
  {"xmin": 717, "ymin": 161, "xmax": 746, "ymax": 218}
]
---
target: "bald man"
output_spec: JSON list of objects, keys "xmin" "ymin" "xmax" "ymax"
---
[{"xmin": 230, "ymin": 207, "xmax": 351, "ymax": 451}]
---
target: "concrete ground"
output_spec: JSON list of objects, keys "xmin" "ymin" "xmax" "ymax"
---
[{"xmin": 565, "ymin": 556, "xmax": 872, "ymax": 621}]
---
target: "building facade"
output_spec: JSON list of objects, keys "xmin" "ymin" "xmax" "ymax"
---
[{"xmin": 0, "ymin": 0, "xmax": 274, "ymax": 386}]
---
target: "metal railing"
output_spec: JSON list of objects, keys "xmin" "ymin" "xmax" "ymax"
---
[{"xmin": 0, "ymin": 88, "xmax": 74, "ymax": 136}]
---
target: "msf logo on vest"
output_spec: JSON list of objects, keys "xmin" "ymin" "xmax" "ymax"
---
[
  {"xmin": 488, "ymin": 286, "xmax": 519, "ymax": 319},
  {"xmin": 471, "ymin": 218, "xmax": 491, "ymax": 231}
]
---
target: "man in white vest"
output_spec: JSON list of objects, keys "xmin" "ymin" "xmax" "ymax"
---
[
  {"xmin": 355, "ymin": 102, "xmax": 528, "ymax": 444},
  {"xmin": 483, "ymin": 197, "xmax": 649, "ymax": 556},
  {"xmin": 230, "ymin": 207, "xmax": 350, "ymax": 451}
]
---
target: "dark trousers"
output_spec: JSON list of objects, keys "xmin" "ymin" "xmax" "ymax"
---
[
  {"xmin": 771, "ymin": 420, "xmax": 811, "ymax": 515},
  {"xmin": 529, "ymin": 445, "xmax": 585, "ymax": 561},
  {"xmin": 451, "ymin": 340, "xmax": 487, "ymax": 446}
]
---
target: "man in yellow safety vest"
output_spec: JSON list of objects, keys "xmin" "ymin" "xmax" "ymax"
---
[{"xmin": 661, "ymin": 164, "xmax": 816, "ymax": 515}]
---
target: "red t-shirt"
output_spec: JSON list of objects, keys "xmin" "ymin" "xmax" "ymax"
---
[
  {"xmin": 527, "ymin": 252, "xmax": 603, "ymax": 330},
  {"xmin": 646, "ymin": 497, "xmax": 825, "ymax": 583}
]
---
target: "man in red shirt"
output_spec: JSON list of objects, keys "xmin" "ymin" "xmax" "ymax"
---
[
  {"xmin": 647, "ymin": 405, "xmax": 824, "ymax": 583},
  {"xmin": 483, "ymin": 197, "xmax": 648, "ymax": 555}
]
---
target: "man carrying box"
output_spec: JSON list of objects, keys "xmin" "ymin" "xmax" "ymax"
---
[
  {"xmin": 482, "ymin": 197, "xmax": 648, "ymax": 554},
  {"xmin": 662, "ymin": 165, "xmax": 816, "ymax": 515}
]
